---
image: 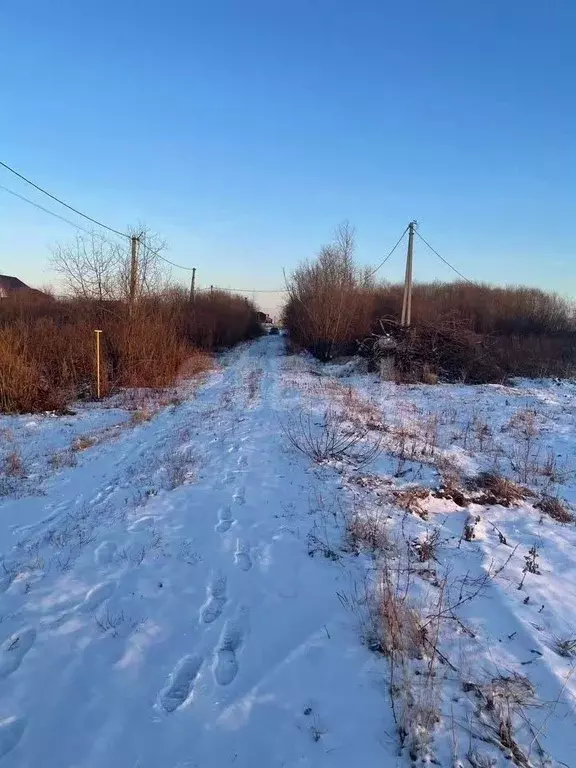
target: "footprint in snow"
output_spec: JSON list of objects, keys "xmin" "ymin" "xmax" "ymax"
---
[
  {"xmin": 0, "ymin": 716, "xmax": 26, "ymax": 758},
  {"xmin": 232, "ymin": 486, "xmax": 246, "ymax": 505},
  {"xmin": 215, "ymin": 506, "xmax": 234, "ymax": 534},
  {"xmin": 94, "ymin": 540, "xmax": 117, "ymax": 565},
  {"xmin": 158, "ymin": 655, "xmax": 203, "ymax": 712},
  {"xmin": 234, "ymin": 540, "xmax": 252, "ymax": 571},
  {"xmin": 213, "ymin": 607, "xmax": 249, "ymax": 686},
  {"xmin": 77, "ymin": 581, "xmax": 116, "ymax": 613},
  {"xmin": 199, "ymin": 573, "xmax": 227, "ymax": 624},
  {"xmin": 0, "ymin": 628, "xmax": 36, "ymax": 679},
  {"xmin": 237, "ymin": 454, "xmax": 248, "ymax": 468}
]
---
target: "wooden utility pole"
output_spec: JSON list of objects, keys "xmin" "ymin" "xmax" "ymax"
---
[
  {"xmin": 189, "ymin": 267, "xmax": 196, "ymax": 303},
  {"xmin": 129, "ymin": 235, "xmax": 139, "ymax": 314},
  {"xmin": 210, "ymin": 285, "xmax": 214, "ymax": 297},
  {"xmin": 401, "ymin": 221, "xmax": 417, "ymax": 327}
]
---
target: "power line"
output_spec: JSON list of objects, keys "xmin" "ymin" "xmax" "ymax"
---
[
  {"xmin": 0, "ymin": 183, "xmax": 95, "ymax": 237},
  {"xmin": 197, "ymin": 286, "xmax": 287, "ymax": 293},
  {"xmin": 138, "ymin": 240, "xmax": 196, "ymax": 272},
  {"xmin": 0, "ymin": 160, "xmax": 197, "ymax": 272},
  {"xmin": 415, "ymin": 230, "xmax": 474, "ymax": 284},
  {"xmin": 365, "ymin": 226, "xmax": 409, "ymax": 278},
  {"xmin": 0, "ymin": 159, "xmax": 128, "ymax": 239}
]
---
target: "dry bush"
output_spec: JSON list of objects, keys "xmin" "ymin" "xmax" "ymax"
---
[
  {"xmin": 468, "ymin": 472, "xmax": 529, "ymax": 507},
  {"xmin": 346, "ymin": 512, "xmax": 391, "ymax": 556},
  {"xmin": 0, "ymin": 286, "xmax": 259, "ymax": 413},
  {"xmin": 535, "ymin": 494, "xmax": 574, "ymax": 523},
  {"xmin": 413, "ymin": 528, "xmax": 441, "ymax": 563},
  {"xmin": 464, "ymin": 674, "xmax": 536, "ymax": 767},
  {"xmin": 365, "ymin": 567, "xmax": 425, "ymax": 658},
  {"xmin": 283, "ymin": 223, "xmax": 376, "ymax": 361},
  {"xmin": 162, "ymin": 449, "xmax": 196, "ymax": 490},
  {"xmin": 283, "ymin": 233, "xmax": 576, "ymax": 378},
  {"xmin": 553, "ymin": 635, "xmax": 576, "ymax": 658},
  {"xmin": 2, "ymin": 450, "xmax": 25, "ymax": 478},
  {"xmin": 283, "ymin": 408, "xmax": 383, "ymax": 467}
]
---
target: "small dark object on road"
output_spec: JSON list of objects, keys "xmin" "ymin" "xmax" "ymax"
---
[{"xmin": 269, "ymin": 326, "xmax": 280, "ymax": 335}]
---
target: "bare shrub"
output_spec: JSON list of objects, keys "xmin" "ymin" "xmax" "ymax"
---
[
  {"xmin": 284, "ymin": 229, "xmax": 576, "ymax": 378},
  {"xmin": 283, "ymin": 408, "xmax": 382, "ymax": 467},
  {"xmin": 366, "ymin": 569, "xmax": 425, "ymax": 658},
  {"xmin": 413, "ymin": 528, "xmax": 441, "ymax": 563},
  {"xmin": 162, "ymin": 450, "xmax": 195, "ymax": 490},
  {"xmin": 2, "ymin": 450, "xmax": 25, "ymax": 478},
  {"xmin": 464, "ymin": 674, "xmax": 536, "ymax": 767},
  {"xmin": 346, "ymin": 512, "xmax": 390, "ymax": 556},
  {"xmin": 553, "ymin": 636, "xmax": 576, "ymax": 658},
  {"xmin": 0, "ymin": 281, "xmax": 258, "ymax": 413},
  {"xmin": 535, "ymin": 494, "xmax": 574, "ymax": 523},
  {"xmin": 283, "ymin": 222, "xmax": 375, "ymax": 361}
]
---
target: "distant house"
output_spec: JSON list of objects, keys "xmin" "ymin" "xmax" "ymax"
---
[{"xmin": 0, "ymin": 275, "xmax": 47, "ymax": 300}]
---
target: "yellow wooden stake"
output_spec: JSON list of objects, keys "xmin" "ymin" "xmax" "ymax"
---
[{"xmin": 94, "ymin": 329, "xmax": 102, "ymax": 399}]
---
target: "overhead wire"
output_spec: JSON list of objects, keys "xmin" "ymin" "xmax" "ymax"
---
[
  {"xmin": 0, "ymin": 159, "xmax": 129, "ymax": 239},
  {"xmin": 0, "ymin": 159, "xmax": 196, "ymax": 271},
  {"xmin": 365, "ymin": 225, "xmax": 409, "ymax": 278},
  {"xmin": 0, "ymin": 183, "xmax": 95, "ymax": 237},
  {"xmin": 415, "ymin": 230, "xmax": 474, "ymax": 284}
]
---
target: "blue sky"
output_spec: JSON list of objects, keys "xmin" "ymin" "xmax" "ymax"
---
[{"xmin": 1, "ymin": 0, "xmax": 574, "ymax": 312}]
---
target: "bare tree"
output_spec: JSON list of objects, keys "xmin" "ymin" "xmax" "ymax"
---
[
  {"xmin": 51, "ymin": 225, "xmax": 171, "ymax": 303},
  {"xmin": 51, "ymin": 232, "xmax": 122, "ymax": 302},
  {"xmin": 284, "ymin": 221, "xmax": 375, "ymax": 360}
]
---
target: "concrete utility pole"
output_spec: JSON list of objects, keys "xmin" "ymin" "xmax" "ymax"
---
[
  {"xmin": 401, "ymin": 221, "xmax": 417, "ymax": 327},
  {"xmin": 129, "ymin": 235, "xmax": 139, "ymax": 314},
  {"xmin": 189, "ymin": 267, "xmax": 196, "ymax": 303}
]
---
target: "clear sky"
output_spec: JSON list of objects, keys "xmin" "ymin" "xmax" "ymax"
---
[{"xmin": 1, "ymin": 0, "xmax": 574, "ymax": 314}]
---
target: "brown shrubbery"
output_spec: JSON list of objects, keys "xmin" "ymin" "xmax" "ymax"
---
[
  {"xmin": 0, "ymin": 289, "xmax": 261, "ymax": 413},
  {"xmin": 283, "ymin": 228, "xmax": 576, "ymax": 380}
]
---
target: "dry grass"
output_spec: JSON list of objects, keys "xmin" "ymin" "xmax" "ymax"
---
[
  {"xmin": 535, "ymin": 494, "xmax": 574, "ymax": 523},
  {"xmin": 468, "ymin": 471, "xmax": 529, "ymax": 507},
  {"xmin": 71, "ymin": 435, "xmax": 97, "ymax": 452},
  {"xmin": 392, "ymin": 487, "xmax": 430, "ymax": 519},
  {"xmin": 2, "ymin": 450, "xmax": 26, "ymax": 478},
  {"xmin": 130, "ymin": 409, "xmax": 152, "ymax": 426},
  {"xmin": 48, "ymin": 450, "xmax": 78, "ymax": 470},
  {"xmin": 366, "ymin": 574, "xmax": 425, "ymax": 658},
  {"xmin": 346, "ymin": 511, "xmax": 391, "ymax": 556}
]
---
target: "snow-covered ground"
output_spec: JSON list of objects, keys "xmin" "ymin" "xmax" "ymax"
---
[{"xmin": 0, "ymin": 337, "xmax": 575, "ymax": 767}]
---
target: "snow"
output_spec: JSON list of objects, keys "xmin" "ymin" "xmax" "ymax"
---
[{"xmin": 0, "ymin": 337, "xmax": 575, "ymax": 767}]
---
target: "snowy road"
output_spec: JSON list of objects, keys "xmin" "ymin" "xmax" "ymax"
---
[
  {"xmin": 2, "ymin": 335, "xmax": 576, "ymax": 767},
  {"xmin": 0, "ymin": 336, "xmax": 387, "ymax": 767}
]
